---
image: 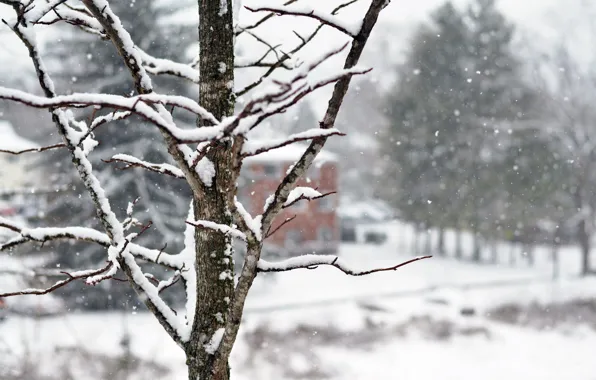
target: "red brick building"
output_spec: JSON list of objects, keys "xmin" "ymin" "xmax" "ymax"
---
[{"xmin": 239, "ymin": 145, "xmax": 339, "ymax": 256}]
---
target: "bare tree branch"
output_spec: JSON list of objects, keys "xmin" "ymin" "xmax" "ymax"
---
[
  {"xmin": 0, "ymin": 218, "xmax": 182, "ymax": 269},
  {"xmin": 235, "ymin": 0, "xmax": 299, "ymax": 36},
  {"xmin": 0, "ymin": 142, "xmax": 65, "ymax": 155},
  {"xmin": 258, "ymin": 255, "xmax": 433, "ymax": 275},
  {"xmin": 265, "ymin": 215, "xmax": 297, "ymax": 239},
  {"xmin": 245, "ymin": 4, "xmax": 361, "ymax": 38}
]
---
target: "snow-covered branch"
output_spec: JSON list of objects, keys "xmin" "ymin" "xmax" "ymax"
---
[
  {"xmin": 282, "ymin": 187, "xmax": 334, "ymax": 208},
  {"xmin": 0, "ymin": 220, "xmax": 183, "ymax": 269},
  {"xmin": 0, "ymin": 262, "xmax": 115, "ymax": 298},
  {"xmin": 245, "ymin": 3, "xmax": 362, "ymax": 37},
  {"xmin": 257, "ymin": 255, "xmax": 433, "ymax": 275},
  {"xmin": 241, "ymin": 128, "xmax": 344, "ymax": 157},
  {"xmin": 0, "ymin": 87, "xmax": 218, "ymax": 125},
  {"xmin": 105, "ymin": 154, "xmax": 186, "ymax": 179},
  {"xmin": 136, "ymin": 48, "xmax": 201, "ymax": 84},
  {"xmin": 185, "ymin": 220, "xmax": 247, "ymax": 241}
]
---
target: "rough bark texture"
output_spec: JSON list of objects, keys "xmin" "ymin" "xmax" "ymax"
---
[{"xmin": 186, "ymin": 1, "xmax": 236, "ymax": 379}]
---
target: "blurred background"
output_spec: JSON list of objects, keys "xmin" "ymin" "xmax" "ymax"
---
[{"xmin": 1, "ymin": 0, "xmax": 595, "ymax": 379}]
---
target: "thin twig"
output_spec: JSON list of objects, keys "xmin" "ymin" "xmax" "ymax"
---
[
  {"xmin": 0, "ymin": 262, "xmax": 113, "ymax": 297},
  {"xmin": 258, "ymin": 255, "xmax": 433, "ymax": 275},
  {"xmin": 265, "ymin": 215, "xmax": 297, "ymax": 239}
]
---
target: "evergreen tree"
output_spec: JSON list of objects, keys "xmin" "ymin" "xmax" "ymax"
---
[
  {"xmin": 380, "ymin": 2, "xmax": 470, "ymax": 253},
  {"xmin": 380, "ymin": 0, "xmax": 534, "ymax": 260},
  {"xmin": 40, "ymin": 0, "xmax": 194, "ymax": 309}
]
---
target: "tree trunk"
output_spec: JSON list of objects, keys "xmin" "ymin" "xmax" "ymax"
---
[
  {"xmin": 490, "ymin": 239, "xmax": 498, "ymax": 264},
  {"xmin": 471, "ymin": 230, "xmax": 481, "ymax": 262},
  {"xmin": 574, "ymin": 187, "xmax": 591, "ymax": 276},
  {"xmin": 437, "ymin": 227, "xmax": 445, "ymax": 256},
  {"xmin": 552, "ymin": 229, "xmax": 560, "ymax": 281},
  {"xmin": 579, "ymin": 218, "xmax": 591, "ymax": 276},
  {"xmin": 454, "ymin": 229, "xmax": 462, "ymax": 259},
  {"xmin": 412, "ymin": 226, "xmax": 420, "ymax": 256},
  {"xmin": 423, "ymin": 229, "xmax": 432, "ymax": 255},
  {"xmin": 508, "ymin": 243, "xmax": 516, "ymax": 267},
  {"xmin": 525, "ymin": 244, "xmax": 535, "ymax": 267},
  {"xmin": 186, "ymin": 1, "xmax": 236, "ymax": 379}
]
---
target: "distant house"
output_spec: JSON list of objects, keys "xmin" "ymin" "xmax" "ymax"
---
[{"xmin": 239, "ymin": 144, "xmax": 339, "ymax": 256}]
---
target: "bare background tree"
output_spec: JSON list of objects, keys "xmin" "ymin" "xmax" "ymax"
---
[{"xmin": 0, "ymin": 0, "xmax": 428, "ymax": 379}]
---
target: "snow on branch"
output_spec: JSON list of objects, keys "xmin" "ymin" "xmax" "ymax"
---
[
  {"xmin": 0, "ymin": 221, "xmax": 183, "ymax": 269},
  {"xmin": 136, "ymin": 48, "xmax": 201, "ymax": 84},
  {"xmin": 233, "ymin": 198, "xmax": 263, "ymax": 242},
  {"xmin": 282, "ymin": 187, "xmax": 335, "ymax": 208},
  {"xmin": 89, "ymin": 110, "xmax": 132, "ymax": 130},
  {"xmin": 105, "ymin": 154, "xmax": 186, "ymax": 179},
  {"xmin": 0, "ymin": 87, "xmax": 218, "ymax": 125},
  {"xmin": 0, "ymin": 262, "xmax": 115, "ymax": 298},
  {"xmin": 185, "ymin": 220, "xmax": 247, "ymax": 241},
  {"xmin": 258, "ymin": 255, "xmax": 433, "ymax": 275},
  {"xmin": 245, "ymin": 2, "xmax": 362, "ymax": 37},
  {"xmin": 241, "ymin": 128, "xmax": 344, "ymax": 157}
]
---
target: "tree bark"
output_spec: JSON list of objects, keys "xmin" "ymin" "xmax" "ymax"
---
[{"xmin": 186, "ymin": 1, "xmax": 236, "ymax": 379}]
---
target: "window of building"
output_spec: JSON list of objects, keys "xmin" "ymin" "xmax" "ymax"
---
[
  {"xmin": 317, "ymin": 226, "xmax": 334, "ymax": 242},
  {"xmin": 317, "ymin": 195, "xmax": 335, "ymax": 212},
  {"xmin": 262, "ymin": 163, "xmax": 280, "ymax": 178},
  {"xmin": 285, "ymin": 229, "xmax": 303, "ymax": 246},
  {"xmin": 289, "ymin": 199, "xmax": 308, "ymax": 212}
]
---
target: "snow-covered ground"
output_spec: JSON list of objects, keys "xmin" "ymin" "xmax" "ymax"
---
[{"xmin": 2, "ymin": 230, "xmax": 596, "ymax": 379}]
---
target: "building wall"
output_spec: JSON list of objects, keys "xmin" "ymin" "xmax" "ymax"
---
[{"xmin": 239, "ymin": 160, "xmax": 339, "ymax": 255}]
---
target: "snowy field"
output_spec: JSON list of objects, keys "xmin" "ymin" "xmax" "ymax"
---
[{"xmin": 2, "ymin": 224, "xmax": 596, "ymax": 380}]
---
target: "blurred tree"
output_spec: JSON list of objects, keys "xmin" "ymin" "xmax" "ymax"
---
[
  {"xmin": 39, "ymin": 0, "xmax": 195, "ymax": 309},
  {"xmin": 529, "ymin": 41, "xmax": 596, "ymax": 276},
  {"xmin": 379, "ymin": 2, "xmax": 470, "ymax": 258},
  {"xmin": 380, "ymin": 0, "xmax": 534, "ymax": 261}
]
